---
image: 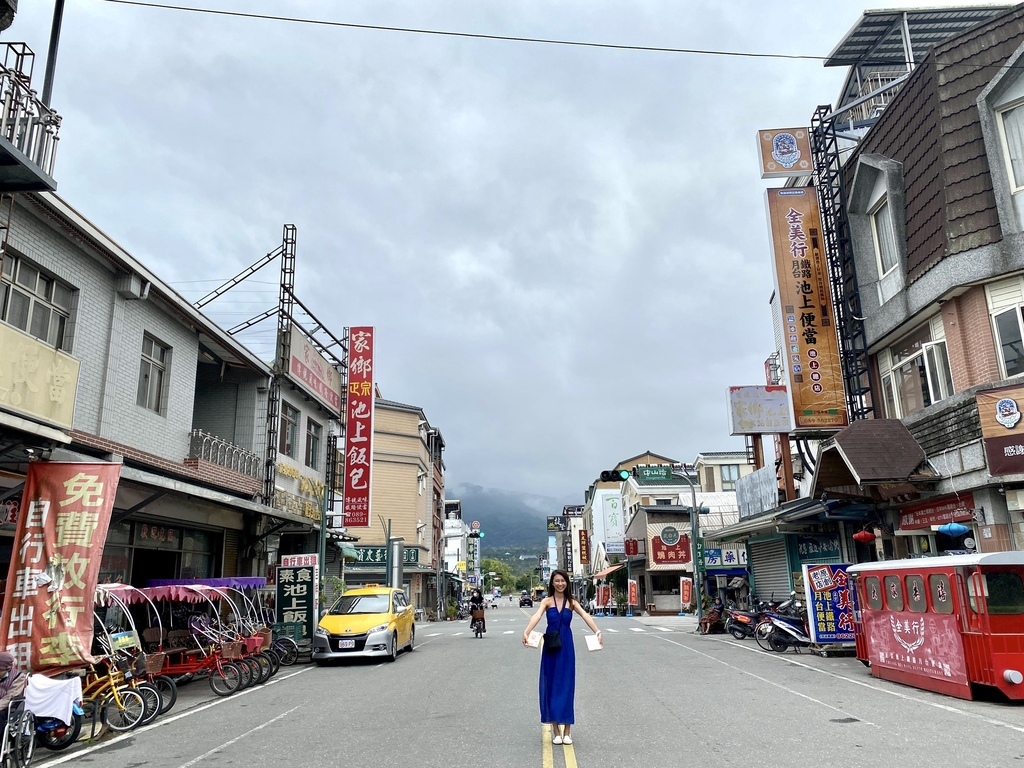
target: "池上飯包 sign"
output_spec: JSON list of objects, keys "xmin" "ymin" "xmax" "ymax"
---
[
  {"xmin": 277, "ymin": 554, "xmax": 319, "ymax": 642},
  {"xmin": 801, "ymin": 563, "xmax": 857, "ymax": 644},
  {"xmin": 343, "ymin": 326, "xmax": 375, "ymax": 527},
  {"xmin": 354, "ymin": 547, "xmax": 418, "ymax": 564},
  {"xmin": 766, "ymin": 187, "xmax": 848, "ymax": 430},
  {"xmin": 0, "ymin": 461, "xmax": 121, "ymax": 671}
]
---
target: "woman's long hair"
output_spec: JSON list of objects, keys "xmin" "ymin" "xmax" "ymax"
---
[{"xmin": 547, "ymin": 569, "xmax": 575, "ymax": 609}]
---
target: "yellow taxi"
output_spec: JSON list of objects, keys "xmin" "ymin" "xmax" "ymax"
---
[{"xmin": 313, "ymin": 585, "xmax": 415, "ymax": 664}]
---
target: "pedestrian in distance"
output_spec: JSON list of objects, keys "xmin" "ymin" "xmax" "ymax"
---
[
  {"xmin": 469, "ymin": 588, "xmax": 486, "ymax": 633},
  {"xmin": 522, "ymin": 569, "xmax": 602, "ymax": 746}
]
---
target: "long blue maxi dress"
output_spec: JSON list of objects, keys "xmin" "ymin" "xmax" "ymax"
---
[{"xmin": 539, "ymin": 598, "xmax": 575, "ymax": 725}]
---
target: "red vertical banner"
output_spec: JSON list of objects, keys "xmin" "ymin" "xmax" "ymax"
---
[
  {"xmin": 1, "ymin": 461, "xmax": 120, "ymax": 671},
  {"xmin": 627, "ymin": 579, "xmax": 639, "ymax": 606},
  {"xmin": 679, "ymin": 577, "xmax": 693, "ymax": 609},
  {"xmin": 343, "ymin": 327, "xmax": 375, "ymax": 527}
]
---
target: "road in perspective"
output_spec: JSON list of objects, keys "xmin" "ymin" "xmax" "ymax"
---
[{"xmin": 36, "ymin": 605, "xmax": 1024, "ymax": 768}]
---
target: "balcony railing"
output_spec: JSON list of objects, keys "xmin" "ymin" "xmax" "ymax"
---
[
  {"xmin": 0, "ymin": 43, "xmax": 60, "ymax": 178},
  {"xmin": 189, "ymin": 429, "xmax": 262, "ymax": 479}
]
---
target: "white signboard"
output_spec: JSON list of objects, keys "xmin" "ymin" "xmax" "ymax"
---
[
  {"xmin": 603, "ymin": 495, "xmax": 625, "ymax": 554},
  {"xmin": 736, "ymin": 466, "xmax": 779, "ymax": 520},
  {"xmin": 287, "ymin": 330, "xmax": 343, "ymax": 413},
  {"xmin": 728, "ymin": 385, "xmax": 794, "ymax": 435}
]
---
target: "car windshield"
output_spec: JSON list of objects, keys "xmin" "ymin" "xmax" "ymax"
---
[{"xmin": 329, "ymin": 595, "xmax": 390, "ymax": 615}]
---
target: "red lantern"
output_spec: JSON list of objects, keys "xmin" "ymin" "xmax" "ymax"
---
[{"xmin": 853, "ymin": 529, "xmax": 877, "ymax": 544}]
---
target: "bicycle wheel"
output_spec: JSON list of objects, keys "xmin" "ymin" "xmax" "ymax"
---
[
  {"xmin": 102, "ymin": 689, "xmax": 146, "ymax": 732},
  {"xmin": 234, "ymin": 659, "xmax": 252, "ymax": 689},
  {"xmin": 754, "ymin": 623, "xmax": 776, "ymax": 652},
  {"xmin": 153, "ymin": 675, "xmax": 177, "ymax": 715},
  {"xmin": 253, "ymin": 654, "xmax": 273, "ymax": 684},
  {"xmin": 273, "ymin": 637, "xmax": 299, "ymax": 666},
  {"xmin": 208, "ymin": 663, "xmax": 241, "ymax": 697},
  {"xmin": 135, "ymin": 682, "xmax": 162, "ymax": 725},
  {"xmin": 261, "ymin": 650, "xmax": 280, "ymax": 677},
  {"xmin": 241, "ymin": 657, "xmax": 262, "ymax": 685},
  {"xmin": 12, "ymin": 709, "xmax": 34, "ymax": 768}
]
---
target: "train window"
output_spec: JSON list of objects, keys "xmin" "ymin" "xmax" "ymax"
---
[
  {"xmin": 928, "ymin": 574, "xmax": 953, "ymax": 614},
  {"xmin": 906, "ymin": 575, "xmax": 927, "ymax": 613},
  {"xmin": 985, "ymin": 572, "xmax": 1024, "ymax": 615},
  {"xmin": 864, "ymin": 576, "xmax": 883, "ymax": 610},
  {"xmin": 967, "ymin": 572, "xmax": 985, "ymax": 613},
  {"xmin": 884, "ymin": 575, "xmax": 904, "ymax": 611}
]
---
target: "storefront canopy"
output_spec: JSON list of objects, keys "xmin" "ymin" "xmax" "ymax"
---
[
  {"xmin": 146, "ymin": 577, "xmax": 267, "ymax": 589},
  {"xmin": 591, "ymin": 563, "xmax": 626, "ymax": 581}
]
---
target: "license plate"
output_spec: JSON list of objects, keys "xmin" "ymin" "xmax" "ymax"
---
[{"xmin": 338, "ymin": 639, "xmax": 355, "ymax": 649}]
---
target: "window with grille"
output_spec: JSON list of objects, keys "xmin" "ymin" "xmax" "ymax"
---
[
  {"xmin": 0, "ymin": 255, "xmax": 73, "ymax": 350},
  {"xmin": 305, "ymin": 418, "xmax": 322, "ymax": 469},
  {"xmin": 280, "ymin": 402, "xmax": 299, "ymax": 458},
  {"xmin": 137, "ymin": 334, "xmax": 169, "ymax": 414}
]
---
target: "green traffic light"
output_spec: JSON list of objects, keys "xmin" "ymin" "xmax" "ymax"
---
[{"xmin": 617, "ymin": 469, "xmax": 630, "ymax": 480}]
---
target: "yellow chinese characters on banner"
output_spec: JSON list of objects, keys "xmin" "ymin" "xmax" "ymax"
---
[
  {"xmin": 0, "ymin": 462, "xmax": 120, "ymax": 671},
  {"xmin": 765, "ymin": 187, "xmax": 848, "ymax": 430}
]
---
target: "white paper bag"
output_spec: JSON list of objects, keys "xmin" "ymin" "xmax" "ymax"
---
[{"xmin": 585, "ymin": 634, "xmax": 603, "ymax": 652}]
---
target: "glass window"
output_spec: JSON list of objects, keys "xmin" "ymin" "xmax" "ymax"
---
[
  {"xmin": 984, "ymin": 571, "xmax": 1024, "ymax": 615},
  {"xmin": 967, "ymin": 571, "xmax": 986, "ymax": 613},
  {"xmin": 137, "ymin": 334, "xmax": 169, "ymax": 414},
  {"xmin": 721, "ymin": 464, "xmax": 740, "ymax": 491},
  {"xmin": 879, "ymin": 324, "xmax": 953, "ymax": 417},
  {"xmin": 884, "ymin": 575, "xmax": 904, "ymax": 611},
  {"xmin": 929, "ymin": 573, "xmax": 953, "ymax": 614},
  {"xmin": 305, "ymin": 419, "xmax": 322, "ymax": 469},
  {"xmin": 906, "ymin": 575, "xmax": 927, "ymax": 613},
  {"xmin": 864, "ymin": 576, "xmax": 883, "ymax": 611},
  {"xmin": 995, "ymin": 307, "xmax": 1024, "ymax": 378},
  {"xmin": 870, "ymin": 198, "xmax": 899, "ymax": 275},
  {"xmin": 280, "ymin": 403, "xmax": 299, "ymax": 458},
  {"xmin": 1000, "ymin": 102, "xmax": 1024, "ymax": 191},
  {"xmin": 0, "ymin": 256, "xmax": 73, "ymax": 350},
  {"xmin": 924, "ymin": 342, "xmax": 955, "ymax": 402}
]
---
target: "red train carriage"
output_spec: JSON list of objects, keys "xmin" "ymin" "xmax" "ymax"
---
[{"xmin": 848, "ymin": 553, "xmax": 1024, "ymax": 701}]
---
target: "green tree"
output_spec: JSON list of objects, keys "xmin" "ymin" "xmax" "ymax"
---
[{"xmin": 481, "ymin": 557, "xmax": 516, "ymax": 593}]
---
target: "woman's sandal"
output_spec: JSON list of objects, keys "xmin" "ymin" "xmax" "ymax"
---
[
  {"xmin": 552, "ymin": 735, "xmax": 563, "ymax": 745},
  {"xmin": 563, "ymin": 736, "xmax": 573, "ymax": 745}
]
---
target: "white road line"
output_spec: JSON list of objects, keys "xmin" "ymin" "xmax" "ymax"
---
[
  {"xmin": 604, "ymin": 628, "xmax": 619, "ymax": 633},
  {"xmin": 426, "ymin": 633, "xmax": 442, "ymax": 637},
  {"xmin": 503, "ymin": 631, "xmax": 515, "ymax": 634},
  {"xmin": 177, "ymin": 706, "xmax": 300, "ymax": 768},
  {"xmin": 629, "ymin": 628, "xmax": 646, "ymax": 633},
  {"xmin": 656, "ymin": 635, "xmax": 877, "ymax": 726},
  {"xmin": 454, "ymin": 632, "xmax": 465, "ymax": 636},
  {"xmin": 656, "ymin": 627, "xmax": 673, "ymax": 632},
  {"xmin": 34, "ymin": 667, "xmax": 314, "ymax": 767}
]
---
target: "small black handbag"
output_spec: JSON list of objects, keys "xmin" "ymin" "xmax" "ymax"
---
[{"xmin": 543, "ymin": 598, "xmax": 565, "ymax": 654}]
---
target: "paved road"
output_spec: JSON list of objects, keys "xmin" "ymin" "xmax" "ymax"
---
[{"xmin": 34, "ymin": 605, "xmax": 1024, "ymax": 768}]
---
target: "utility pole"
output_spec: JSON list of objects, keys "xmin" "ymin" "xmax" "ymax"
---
[{"xmin": 672, "ymin": 464, "xmax": 703, "ymax": 626}]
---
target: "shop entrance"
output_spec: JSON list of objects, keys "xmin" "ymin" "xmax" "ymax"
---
[{"xmin": 131, "ymin": 549, "xmax": 179, "ymax": 588}]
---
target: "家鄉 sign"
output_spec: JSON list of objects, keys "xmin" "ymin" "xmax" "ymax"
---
[
  {"xmin": 727, "ymin": 385, "xmax": 793, "ymax": 435},
  {"xmin": 277, "ymin": 554, "xmax": 319, "ymax": 642},
  {"xmin": 343, "ymin": 327, "xmax": 375, "ymax": 527},
  {"xmin": 766, "ymin": 187, "xmax": 848, "ymax": 430},
  {"xmin": 1, "ymin": 461, "xmax": 121, "ymax": 671}
]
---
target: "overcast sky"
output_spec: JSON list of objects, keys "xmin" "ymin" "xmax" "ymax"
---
[{"xmin": 7, "ymin": 1, "xmax": 1002, "ymax": 501}]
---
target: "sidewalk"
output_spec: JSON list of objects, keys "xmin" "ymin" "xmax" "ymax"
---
[{"xmin": 629, "ymin": 614, "xmax": 700, "ymax": 632}]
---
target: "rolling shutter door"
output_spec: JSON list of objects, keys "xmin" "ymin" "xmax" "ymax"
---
[{"xmin": 748, "ymin": 539, "xmax": 790, "ymax": 601}]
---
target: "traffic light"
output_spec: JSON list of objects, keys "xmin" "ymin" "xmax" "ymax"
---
[
  {"xmin": 599, "ymin": 469, "xmax": 630, "ymax": 482},
  {"xmin": 468, "ymin": 531, "xmax": 485, "ymax": 538}
]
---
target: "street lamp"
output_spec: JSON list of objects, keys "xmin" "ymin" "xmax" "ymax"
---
[{"xmin": 672, "ymin": 464, "xmax": 702, "ymax": 623}]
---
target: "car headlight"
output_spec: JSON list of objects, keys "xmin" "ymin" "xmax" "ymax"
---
[
  {"xmin": 315, "ymin": 626, "xmax": 329, "ymax": 638},
  {"xmin": 368, "ymin": 623, "xmax": 389, "ymax": 634}
]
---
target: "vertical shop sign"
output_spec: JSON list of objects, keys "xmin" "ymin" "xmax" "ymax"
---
[
  {"xmin": 679, "ymin": 577, "xmax": 693, "ymax": 609},
  {"xmin": 343, "ymin": 326, "xmax": 375, "ymax": 527},
  {"xmin": 277, "ymin": 554, "xmax": 319, "ymax": 642},
  {"xmin": 602, "ymin": 495, "xmax": 625, "ymax": 554},
  {"xmin": 627, "ymin": 579, "xmax": 639, "ymax": 607},
  {"xmin": 579, "ymin": 529, "xmax": 590, "ymax": 565},
  {"xmin": 801, "ymin": 563, "xmax": 857, "ymax": 644},
  {"xmin": 1, "ymin": 461, "xmax": 121, "ymax": 671},
  {"xmin": 766, "ymin": 187, "xmax": 847, "ymax": 429}
]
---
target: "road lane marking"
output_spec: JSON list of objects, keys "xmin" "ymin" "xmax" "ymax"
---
[
  {"xmin": 503, "ymin": 630, "xmax": 515, "ymax": 634},
  {"xmin": 656, "ymin": 627, "xmax": 673, "ymax": 632},
  {"xmin": 629, "ymin": 628, "xmax": 646, "ymax": 633},
  {"xmin": 564, "ymin": 738, "xmax": 578, "ymax": 768},
  {"xmin": 176, "ymin": 706, "xmax": 301, "ymax": 768},
  {"xmin": 655, "ymin": 636, "xmax": 878, "ymax": 727},
  {"xmin": 454, "ymin": 632, "xmax": 465, "ymax": 636},
  {"xmin": 542, "ymin": 724, "xmax": 553, "ymax": 768},
  {"xmin": 714, "ymin": 636, "xmax": 1024, "ymax": 735},
  {"xmin": 426, "ymin": 632, "xmax": 442, "ymax": 636},
  {"xmin": 34, "ymin": 667, "xmax": 314, "ymax": 767},
  {"xmin": 604, "ymin": 628, "xmax": 619, "ymax": 633}
]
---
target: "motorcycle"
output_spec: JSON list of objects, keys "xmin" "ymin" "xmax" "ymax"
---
[
  {"xmin": 756, "ymin": 602, "xmax": 812, "ymax": 653},
  {"xmin": 35, "ymin": 701, "xmax": 84, "ymax": 751},
  {"xmin": 724, "ymin": 607, "xmax": 762, "ymax": 640}
]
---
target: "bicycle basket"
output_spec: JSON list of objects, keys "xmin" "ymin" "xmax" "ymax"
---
[
  {"xmin": 144, "ymin": 652, "xmax": 167, "ymax": 675},
  {"xmin": 221, "ymin": 642, "xmax": 244, "ymax": 659}
]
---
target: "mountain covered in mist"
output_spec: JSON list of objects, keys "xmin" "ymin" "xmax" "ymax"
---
[{"xmin": 447, "ymin": 483, "xmax": 576, "ymax": 551}]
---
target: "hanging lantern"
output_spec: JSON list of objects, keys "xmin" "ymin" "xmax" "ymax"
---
[
  {"xmin": 937, "ymin": 522, "xmax": 970, "ymax": 537},
  {"xmin": 853, "ymin": 529, "xmax": 877, "ymax": 544}
]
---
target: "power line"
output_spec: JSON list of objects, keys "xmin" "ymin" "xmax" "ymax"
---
[{"xmin": 100, "ymin": 0, "xmax": 827, "ymax": 62}]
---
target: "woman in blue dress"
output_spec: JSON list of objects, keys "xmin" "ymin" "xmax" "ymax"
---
[{"xmin": 522, "ymin": 569, "xmax": 603, "ymax": 745}]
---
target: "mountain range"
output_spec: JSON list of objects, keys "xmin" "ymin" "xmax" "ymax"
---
[{"xmin": 447, "ymin": 482, "xmax": 576, "ymax": 551}]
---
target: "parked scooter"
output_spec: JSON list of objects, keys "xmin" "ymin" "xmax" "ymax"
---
[
  {"xmin": 756, "ymin": 598, "xmax": 812, "ymax": 653},
  {"xmin": 35, "ymin": 701, "xmax": 84, "ymax": 751}
]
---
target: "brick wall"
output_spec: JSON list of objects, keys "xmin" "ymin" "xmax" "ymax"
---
[
  {"xmin": 72, "ymin": 429, "xmax": 261, "ymax": 497},
  {"xmin": 942, "ymin": 286, "xmax": 1000, "ymax": 390}
]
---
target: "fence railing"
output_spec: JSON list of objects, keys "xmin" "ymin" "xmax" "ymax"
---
[
  {"xmin": 0, "ymin": 43, "xmax": 60, "ymax": 177},
  {"xmin": 189, "ymin": 429, "xmax": 262, "ymax": 479}
]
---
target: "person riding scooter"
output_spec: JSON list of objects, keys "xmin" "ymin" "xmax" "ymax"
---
[{"xmin": 469, "ymin": 589, "xmax": 486, "ymax": 633}]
